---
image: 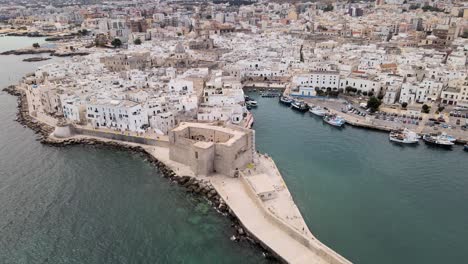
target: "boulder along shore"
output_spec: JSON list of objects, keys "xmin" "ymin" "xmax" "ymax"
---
[{"xmin": 2, "ymin": 84, "xmax": 281, "ymax": 263}]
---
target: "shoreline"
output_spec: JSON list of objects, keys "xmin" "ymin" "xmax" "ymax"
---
[
  {"xmin": 2, "ymin": 84, "xmax": 282, "ymax": 263},
  {"xmin": 272, "ymin": 93, "xmax": 468, "ymax": 145},
  {"xmin": 1, "ymin": 48, "xmax": 90, "ymax": 57}
]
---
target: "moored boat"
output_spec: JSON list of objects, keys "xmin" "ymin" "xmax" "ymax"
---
[
  {"xmin": 389, "ymin": 128, "xmax": 419, "ymax": 144},
  {"xmin": 290, "ymin": 100, "xmax": 309, "ymax": 112},
  {"xmin": 309, "ymin": 106, "xmax": 328, "ymax": 117},
  {"xmin": 440, "ymin": 132, "xmax": 456, "ymax": 142},
  {"xmin": 464, "ymin": 144, "xmax": 468, "ymax": 151},
  {"xmin": 246, "ymin": 100, "xmax": 258, "ymax": 107},
  {"xmin": 422, "ymin": 134, "xmax": 454, "ymax": 148},
  {"xmin": 279, "ymin": 96, "xmax": 293, "ymax": 105},
  {"xmin": 323, "ymin": 114, "xmax": 346, "ymax": 127}
]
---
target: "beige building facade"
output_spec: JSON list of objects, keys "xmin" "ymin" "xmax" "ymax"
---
[{"xmin": 168, "ymin": 122, "xmax": 255, "ymax": 177}]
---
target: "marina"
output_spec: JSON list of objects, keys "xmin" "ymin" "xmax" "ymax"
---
[{"xmin": 246, "ymin": 91, "xmax": 468, "ymax": 264}]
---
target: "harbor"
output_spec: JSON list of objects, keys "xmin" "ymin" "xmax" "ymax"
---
[
  {"xmin": 272, "ymin": 91, "xmax": 468, "ymax": 148},
  {"xmin": 246, "ymin": 92, "xmax": 468, "ymax": 264}
]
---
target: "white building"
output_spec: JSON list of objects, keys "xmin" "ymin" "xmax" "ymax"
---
[
  {"xmin": 86, "ymin": 100, "xmax": 148, "ymax": 132},
  {"xmin": 339, "ymin": 74, "xmax": 382, "ymax": 94},
  {"xmin": 150, "ymin": 112, "xmax": 176, "ymax": 134},
  {"xmin": 292, "ymin": 71, "xmax": 341, "ymax": 91}
]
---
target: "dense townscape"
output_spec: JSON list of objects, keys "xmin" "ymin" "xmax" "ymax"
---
[
  {"xmin": 1, "ymin": 0, "xmax": 467, "ymax": 140},
  {"xmin": 1, "ymin": 0, "xmax": 468, "ymax": 263}
]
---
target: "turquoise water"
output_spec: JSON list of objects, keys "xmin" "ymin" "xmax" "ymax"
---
[
  {"xmin": 0, "ymin": 37, "xmax": 268, "ymax": 264},
  {"xmin": 247, "ymin": 92, "xmax": 468, "ymax": 264}
]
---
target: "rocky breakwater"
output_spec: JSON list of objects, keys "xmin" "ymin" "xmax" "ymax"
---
[
  {"xmin": 1, "ymin": 48, "xmax": 55, "ymax": 55},
  {"xmin": 1, "ymin": 48, "xmax": 89, "ymax": 57},
  {"xmin": 2, "ymin": 85, "xmax": 54, "ymax": 138},
  {"xmin": 23, "ymin": 57, "xmax": 51, "ymax": 62}
]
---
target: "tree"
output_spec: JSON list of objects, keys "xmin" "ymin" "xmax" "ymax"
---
[
  {"xmin": 401, "ymin": 102, "xmax": 408, "ymax": 109},
  {"xmin": 32, "ymin": 43, "xmax": 40, "ymax": 48},
  {"xmin": 422, "ymin": 104, "xmax": 431, "ymax": 113},
  {"xmin": 111, "ymin": 38, "xmax": 122, "ymax": 48},
  {"xmin": 362, "ymin": 91, "xmax": 368, "ymax": 96},
  {"xmin": 367, "ymin": 96, "xmax": 382, "ymax": 112},
  {"xmin": 437, "ymin": 106, "xmax": 445, "ymax": 112},
  {"xmin": 133, "ymin": 38, "xmax": 142, "ymax": 45}
]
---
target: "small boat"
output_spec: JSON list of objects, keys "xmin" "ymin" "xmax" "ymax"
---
[
  {"xmin": 291, "ymin": 100, "xmax": 309, "ymax": 112},
  {"xmin": 440, "ymin": 132, "xmax": 456, "ymax": 142},
  {"xmin": 389, "ymin": 128, "xmax": 419, "ymax": 144},
  {"xmin": 422, "ymin": 134, "xmax": 454, "ymax": 148},
  {"xmin": 279, "ymin": 96, "xmax": 293, "ymax": 105},
  {"xmin": 464, "ymin": 144, "xmax": 468, "ymax": 151},
  {"xmin": 246, "ymin": 100, "xmax": 258, "ymax": 107},
  {"xmin": 309, "ymin": 106, "xmax": 328, "ymax": 117},
  {"xmin": 323, "ymin": 114, "xmax": 346, "ymax": 127}
]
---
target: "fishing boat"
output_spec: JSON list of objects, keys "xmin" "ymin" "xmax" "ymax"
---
[
  {"xmin": 246, "ymin": 100, "xmax": 258, "ymax": 107},
  {"xmin": 309, "ymin": 106, "xmax": 328, "ymax": 117},
  {"xmin": 422, "ymin": 134, "xmax": 454, "ymax": 148},
  {"xmin": 290, "ymin": 100, "xmax": 309, "ymax": 112},
  {"xmin": 279, "ymin": 96, "xmax": 293, "ymax": 105},
  {"xmin": 323, "ymin": 114, "xmax": 346, "ymax": 127},
  {"xmin": 389, "ymin": 128, "xmax": 419, "ymax": 144}
]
